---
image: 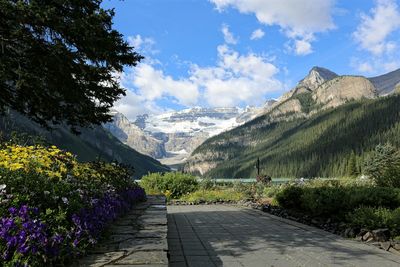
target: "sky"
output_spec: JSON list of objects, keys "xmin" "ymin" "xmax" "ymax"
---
[{"xmin": 102, "ymin": 0, "xmax": 400, "ymax": 120}]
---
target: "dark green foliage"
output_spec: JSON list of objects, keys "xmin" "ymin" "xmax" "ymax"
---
[
  {"xmin": 347, "ymin": 207, "xmax": 398, "ymax": 231},
  {"xmin": 276, "ymin": 185, "xmax": 400, "ymax": 219},
  {"xmin": 364, "ymin": 143, "xmax": 400, "ymax": 187},
  {"xmin": 140, "ymin": 172, "xmax": 199, "ymax": 199},
  {"xmin": 275, "ymin": 186, "xmax": 303, "ymax": 209},
  {"xmin": 347, "ymin": 151, "xmax": 359, "ymax": 176},
  {"xmin": 194, "ymin": 95, "xmax": 400, "ymax": 178},
  {"xmin": 0, "ymin": 0, "xmax": 142, "ymax": 132}
]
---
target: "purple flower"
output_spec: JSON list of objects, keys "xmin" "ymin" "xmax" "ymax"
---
[{"xmin": 8, "ymin": 207, "xmax": 17, "ymax": 215}]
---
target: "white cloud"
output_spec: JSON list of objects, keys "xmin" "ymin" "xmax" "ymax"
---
[
  {"xmin": 127, "ymin": 35, "xmax": 159, "ymax": 55},
  {"xmin": 357, "ymin": 62, "xmax": 374, "ymax": 73},
  {"xmin": 221, "ymin": 24, "xmax": 238, "ymax": 44},
  {"xmin": 124, "ymin": 63, "xmax": 200, "ymax": 106},
  {"xmin": 117, "ymin": 44, "xmax": 282, "ymax": 116},
  {"xmin": 351, "ymin": 0, "xmax": 400, "ymax": 74},
  {"xmin": 293, "ymin": 39, "xmax": 313, "ymax": 55},
  {"xmin": 210, "ymin": 0, "xmax": 336, "ymax": 55},
  {"xmin": 113, "ymin": 91, "xmax": 163, "ymax": 120},
  {"xmin": 353, "ymin": 0, "xmax": 400, "ymax": 55},
  {"xmin": 250, "ymin": 28, "xmax": 265, "ymax": 40},
  {"xmin": 351, "ymin": 57, "xmax": 400, "ymax": 75},
  {"xmin": 191, "ymin": 45, "xmax": 282, "ymax": 107}
]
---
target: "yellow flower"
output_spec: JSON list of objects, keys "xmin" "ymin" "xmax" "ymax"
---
[{"xmin": 164, "ymin": 190, "xmax": 172, "ymax": 198}]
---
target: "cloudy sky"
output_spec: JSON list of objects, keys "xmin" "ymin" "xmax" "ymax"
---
[{"xmin": 102, "ymin": 0, "xmax": 400, "ymax": 120}]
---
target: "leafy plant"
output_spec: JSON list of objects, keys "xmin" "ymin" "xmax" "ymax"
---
[
  {"xmin": 180, "ymin": 189, "xmax": 244, "ymax": 203},
  {"xmin": 276, "ymin": 186, "xmax": 304, "ymax": 209},
  {"xmin": 347, "ymin": 206, "xmax": 397, "ymax": 232},
  {"xmin": 140, "ymin": 172, "xmax": 198, "ymax": 199}
]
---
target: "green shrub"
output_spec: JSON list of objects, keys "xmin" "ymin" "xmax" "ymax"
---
[
  {"xmin": 140, "ymin": 172, "xmax": 198, "ymax": 199},
  {"xmin": 233, "ymin": 182, "xmax": 264, "ymax": 199},
  {"xmin": 262, "ymin": 186, "xmax": 282, "ymax": 198},
  {"xmin": 276, "ymin": 186, "xmax": 304, "ymax": 209},
  {"xmin": 347, "ymin": 206, "xmax": 395, "ymax": 230},
  {"xmin": 199, "ymin": 178, "xmax": 215, "ymax": 190},
  {"xmin": 347, "ymin": 187, "xmax": 400, "ymax": 210},
  {"xmin": 276, "ymin": 184, "xmax": 400, "ymax": 219},
  {"xmin": 300, "ymin": 187, "xmax": 345, "ymax": 217},
  {"xmin": 180, "ymin": 189, "xmax": 244, "ymax": 203},
  {"xmin": 364, "ymin": 143, "xmax": 400, "ymax": 187}
]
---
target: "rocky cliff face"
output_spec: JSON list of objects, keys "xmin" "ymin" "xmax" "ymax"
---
[
  {"xmin": 313, "ymin": 76, "xmax": 377, "ymax": 108},
  {"xmin": 103, "ymin": 111, "xmax": 166, "ymax": 159}
]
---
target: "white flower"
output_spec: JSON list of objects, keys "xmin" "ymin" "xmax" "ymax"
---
[
  {"xmin": 62, "ymin": 197, "xmax": 69, "ymax": 204},
  {"xmin": 44, "ymin": 191, "xmax": 50, "ymax": 195},
  {"xmin": 0, "ymin": 184, "xmax": 6, "ymax": 191}
]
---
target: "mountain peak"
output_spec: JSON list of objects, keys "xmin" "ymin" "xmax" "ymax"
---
[{"xmin": 298, "ymin": 66, "xmax": 338, "ymax": 91}]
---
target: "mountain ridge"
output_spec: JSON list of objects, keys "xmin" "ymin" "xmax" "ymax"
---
[{"xmin": 184, "ymin": 67, "xmax": 400, "ymax": 177}]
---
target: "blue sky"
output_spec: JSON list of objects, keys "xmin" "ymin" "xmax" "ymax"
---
[{"xmin": 102, "ymin": 0, "xmax": 400, "ymax": 120}]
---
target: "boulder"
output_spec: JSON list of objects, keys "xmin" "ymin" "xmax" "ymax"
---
[
  {"xmin": 372, "ymin": 229, "xmax": 390, "ymax": 242},
  {"xmin": 362, "ymin": 232, "xmax": 373, "ymax": 242},
  {"xmin": 380, "ymin": 241, "xmax": 392, "ymax": 251}
]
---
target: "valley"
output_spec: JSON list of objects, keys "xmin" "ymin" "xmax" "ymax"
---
[
  {"xmin": 104, "ymin": 105, "xmax": 273, "ymax": 168},
  {"xmin": 104, "ymin": 66, "xmax": 400, "ymax": 177}
]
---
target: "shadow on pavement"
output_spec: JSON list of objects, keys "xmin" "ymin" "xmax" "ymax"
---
[{"xmin": 167, "ymin": 205, "xmax": 400, "ymax": 267}]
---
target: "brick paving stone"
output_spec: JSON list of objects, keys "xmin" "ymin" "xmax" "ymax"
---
[{"xmin": 168, "ymin": 205, "xmax": 400, "ymax": 267}]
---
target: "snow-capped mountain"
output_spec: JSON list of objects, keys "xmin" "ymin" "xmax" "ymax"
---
[
  {"xmin": 139, "ymin": 107, "xmax": 242, "ymax": 136},
  {"xmin": 105, "ymin": 105, "xmax": 272, "ymax": 168}
]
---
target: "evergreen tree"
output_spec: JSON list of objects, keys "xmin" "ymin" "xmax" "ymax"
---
[
  {"xmin": 347, "ymin": 151, "xmax": 358, "ymax": 177},
  {"xmin": 0, "ymin": 0, "xmax": 143, "ymax": 132}
]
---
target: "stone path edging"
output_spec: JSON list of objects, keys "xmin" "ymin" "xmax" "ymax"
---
[{"xmin": 72, "ymin": 195, "xmax": 168, "ymax": 267}]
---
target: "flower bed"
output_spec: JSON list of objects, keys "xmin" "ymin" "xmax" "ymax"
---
[{"xmin": 0, "ymin": 144, "xmax": 146, "ymax": 266}]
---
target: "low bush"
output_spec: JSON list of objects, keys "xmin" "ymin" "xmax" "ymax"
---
[
  {"xmin": 232, "ymin": 182, "xmax": 265, "ymax": 199},
  {"xmin": 262, "ymin": 186, "xmax": 283, "ymax": 198},
  {"xmin": 277, "ymin": 184, "xmax": 400, "ymax": 218},
  {"xmin": 180, "ymin": 189, "xmax": 245, "ymax": 204},
  {"xmin": 140, "ymin": 172, "xmax": 198, "ymax": 199},
  {"xmin": 0, "ymin": 144, "xmax": 145, "ymax": 266},
  {"xmin": 275, "ymin": 185, "xmax": 304, "ymax": 209},
  {"xmin": 199, "ymin": 178, "xmax": 215, "ymax": 190},
  {"xmin": 347, "ymin": 206, "xmax": 396, "ymax": 231}
]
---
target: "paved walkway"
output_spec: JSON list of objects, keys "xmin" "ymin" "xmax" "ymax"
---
[
  {"xmin": 167, "ymin": 205, "xmax": 400, "ymax": 267},
  {"xmin": 73, "ymin": 196, "xmax": 168, "ymax": 266}
]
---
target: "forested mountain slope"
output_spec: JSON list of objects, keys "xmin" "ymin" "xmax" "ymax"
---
[
  {"xmin": 184, "ymin": 95, "xmax": 400, "ymax": 178},
  {"xmin": 0, "ymin": 111, "xmax": 169, "ymax": 178}
]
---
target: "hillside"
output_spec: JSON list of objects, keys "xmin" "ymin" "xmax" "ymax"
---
[
  {"xmin": 184, "ymin": 66, "xmax": 400, "ymax": 178},
  {"xmin": 0, "ymin": 111, "xmax": 169, "ymax": 178},
  {"xmin": 185, "ymin": 95, "xmax": 400, "ymax": 178}
]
